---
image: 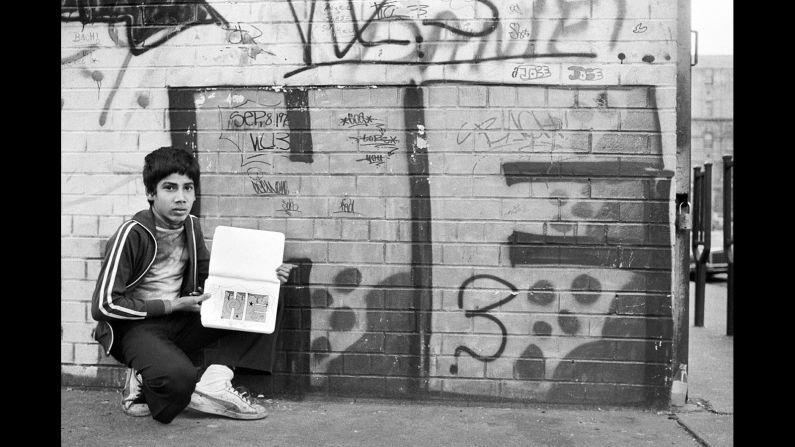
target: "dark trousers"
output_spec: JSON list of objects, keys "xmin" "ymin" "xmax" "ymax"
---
[{"xmin": 109, "ymin": 310, "xmax": 281, "ymax": 424}]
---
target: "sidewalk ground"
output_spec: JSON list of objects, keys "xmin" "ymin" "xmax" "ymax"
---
[
  {"xmin": 673, "ymin": 276, "xmax": 733, "ymax": 447},
  {"xmin": 61, "ymin": 279, "xmax": 732, "ymax": 446}
]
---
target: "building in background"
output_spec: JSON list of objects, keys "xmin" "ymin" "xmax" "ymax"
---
[{"xmin": 691, "ymin": 55, "xmax": 733, "ymax": 226}]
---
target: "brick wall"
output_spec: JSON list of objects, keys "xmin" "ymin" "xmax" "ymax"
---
[{"xmin": 62, "ymin": 0, "xmax": 680, "ymax": 406}]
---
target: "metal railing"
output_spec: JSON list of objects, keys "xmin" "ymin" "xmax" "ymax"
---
[
  {"xmin": 692, "ymin": 163, "xmax": 712, "ymax": 327},
  {"xmin": 723, "ymin": 156, "xmax": 733, "ymax": 336}
]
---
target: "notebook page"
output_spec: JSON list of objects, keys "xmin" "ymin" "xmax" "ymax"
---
[{"xmin": 207, "ymin": 226, "xmax": 285, "ymax": 283}]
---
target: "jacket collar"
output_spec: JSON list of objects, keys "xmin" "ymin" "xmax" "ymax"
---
[{"xmin": 132, "ymin": 209, "xmax": 157, "ymax": 234}]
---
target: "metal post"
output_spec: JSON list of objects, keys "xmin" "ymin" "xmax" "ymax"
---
[
  {"xmin": 671, "ymin": 0, "xmax": 692, "ymax": 407},
  {"xmin": 723, "ymin": 155, "xmax": 733, "ymax": 336},
  {"xmin": 702, "ymin": 163, "xmax": 712, "ymax": 325}
]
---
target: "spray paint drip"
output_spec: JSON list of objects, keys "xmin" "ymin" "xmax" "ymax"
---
[{"xmin": 91, "ymin": 71, "xmax": 104, "ymax": 98}]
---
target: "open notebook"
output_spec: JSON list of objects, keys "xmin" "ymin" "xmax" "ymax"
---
[{"xmin": 200, "ymin": 226, "xmax": 285, "ymax": 334}]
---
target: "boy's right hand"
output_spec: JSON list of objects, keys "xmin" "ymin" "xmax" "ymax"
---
[{"xmin": 172, "ymin": 292, "xmax": 211, "ymax": 313}]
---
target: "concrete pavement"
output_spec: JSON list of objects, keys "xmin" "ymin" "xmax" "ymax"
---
[
  {"xmin": 671, "ymin": 276, "xmax": 733, "ymax": 447},
  {"xmin": 61, "ymin": 389, "xmax": 703, "ymax": 447},
  {"xmin": 61, "ymin": 279, "xmax": 733, "ymax": 446}
]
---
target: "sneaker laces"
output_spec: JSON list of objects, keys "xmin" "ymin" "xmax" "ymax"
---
[{"xmin": 229, "ymin": 385, "xmax": 256, "ymax": 406}]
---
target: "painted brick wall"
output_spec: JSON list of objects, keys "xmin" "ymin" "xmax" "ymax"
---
[{"xmin": 61, "ymin": 0, "xmax": 680, "ymax": 406}]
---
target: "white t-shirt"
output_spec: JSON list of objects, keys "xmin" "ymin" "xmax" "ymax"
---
[{"xmin": 128, "ymin": 226, "xmax": 189, "ymax": 302}]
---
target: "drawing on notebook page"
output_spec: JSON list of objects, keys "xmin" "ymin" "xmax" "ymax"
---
[{"xmin": 200, "ymin": 226, "xmax": 284, "ymax": 334}]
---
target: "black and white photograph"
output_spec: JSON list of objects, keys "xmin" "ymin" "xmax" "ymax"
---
[{"xmin": 61, "ymin": 0, "xmax": 733, "ymax": 445}]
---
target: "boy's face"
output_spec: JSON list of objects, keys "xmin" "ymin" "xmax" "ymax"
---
[{"xmin": 147, "ymin": 173, "xmax": 195, "ymax": 228}]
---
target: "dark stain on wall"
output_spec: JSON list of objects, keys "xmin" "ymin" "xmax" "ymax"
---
[
  {"xmin": 528, "ymin": 280, "xmax": 556, "ymax": 305},
  {"xmin": 514, "ymin": 344, "xmax": 545, "ymax": 379},
  {"xmin": 557, "ymin": 310, "xmax": 581, "ymax": 334},
  {"xmin": 329, "ymin": 306, "xmax": 357, "ymax": 331},
  {"xmin": 572, "ymin": 274, "xmax": 602, "ymax": 304},
  {"xmin": 532, "ymin": 321, "xmax": 553, "ymax": 336},
  {"xmin": 333, "ymin": 267, "xmax": 363, "ymax": 292}
]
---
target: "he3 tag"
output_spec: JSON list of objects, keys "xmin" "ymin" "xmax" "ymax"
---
[{"xmin": 200, "ymin": 226, "xmax": 285, "ymax": 334}]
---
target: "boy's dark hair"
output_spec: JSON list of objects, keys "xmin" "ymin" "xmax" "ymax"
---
[{"xmin": 143, "ymin": 147, "xmax": 200, "ymax": 203}]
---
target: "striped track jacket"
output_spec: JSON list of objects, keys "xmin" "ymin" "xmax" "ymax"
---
[{"xmin": 91, "ymin": 208, "xmax": 210, "ymax": 355}]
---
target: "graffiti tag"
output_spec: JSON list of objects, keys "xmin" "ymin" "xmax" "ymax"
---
[
  {"xmin": 508, "ymin": 23, "xmax": 531, "ymax": 40},
  {"xmin": 227, "ymin": 111, "xmax": 289, "ymax": 130},
  {"xmin": 334, "ymin": 197, "xmax": 358, "ymax": 215},
  {"xmin": 568, "ymin": 66, "xmax": 604, "ymax": 81},
  {"xmin": 511, "ymin": 65, "xmax": 552, "ymax": 81},
  {"xmin": 251, "ymin": 179, "xmax": 290, "ymax": 196},
  {"xmin": 457, "ymin": 111, "xmax": 564, "ymax": 151},
  {"xmin": 340, "ymin": 112, "xmax": 377, "ymax": 128},
  {"xmin": 279, "ymin": 199, "xmax": 301, "ymax": 216}
]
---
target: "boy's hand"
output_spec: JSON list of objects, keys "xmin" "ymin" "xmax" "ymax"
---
[
  {"xmin": 276, "ymin": 264, "xmax": 296, "ymax": 284},
  {"xmin": 172, "ymin": 292, "xmax": 211, "ymax": 313}
]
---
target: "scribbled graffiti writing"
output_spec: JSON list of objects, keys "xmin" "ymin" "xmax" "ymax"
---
[
  {"xmin": 250, "ymin": 132, "xmax": 291, "ymax": 152},
  {"xmin": 373, "ymin": 0, "xmax": 409, "ymax": 20},
  {"xmin": 251, "ymin": 179, "xmax": 290, "ymax": 196},
  {"xmin": 227, "ymin": 111, "xmax": 289, "ymax": 130},
  {"xmin": 320, "ymin": 1, "xmax": 357, "ymax": 37},
  {"xmin": 340, "ymin": 112, "xmax": 377, "ymax": 127},
  {"xmin": 334, "ymin": 197, "xmax": 357, "ymax": 214},
  {"xmin": 72, "ymin": 30, "xmax": 99, "ymax": 43},
  {"xmin": 358, "ymin": 154, "xmax": 387, "ymax": 166},
  {"xmin": 282, "ymin": 0, "xmax": 603, "ymax": 78},
  {"xmin": 407, "ymin": 3, "xmax": 430, "ymax": 19},
  {"xmin": 226, "ymin": 22, "xmax": 275, "ymax": 59},
  {"xmin": 61, "ymin": 48, "xmax": 98, "ymax": 66},
  {"xmin": 508, "ymin": 23, "xmax": 531, "ymax": 40},
  {"xmin": 279, "ymin": 199, "xmax": 301, "ymax": 216},
  {"xmin": 227, "ymin": 22, "xmax": 261, "ymax": 45},
  {"xmin": 511, "ymin": 64, "xmax": 552, "ymax": 80},
  {"xmin": 456, "ymin": 111, "xmax": 564, "ymax": 151},
  {"xmin": 349, "ymin": 131, "xmax": 399, "ymax": 150}
]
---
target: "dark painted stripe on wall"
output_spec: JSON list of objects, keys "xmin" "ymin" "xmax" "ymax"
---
[
  {"xmin": 404, "ymin": 83, "xmax": 432, "ymax": 394},
  {"xmin": 285, "ymin": 89, "xmax": 314, "ymax": 163},
  {"xmin": 503, "ymin": 160, "xmax": 674, "ymax": 185},
  {"xmin": 509, "ymin": 244, "xmax": 621, "ymax": 268},
  {"xmin": 167, "ymin": 87, "xmax": 201, "ymax": 216}
]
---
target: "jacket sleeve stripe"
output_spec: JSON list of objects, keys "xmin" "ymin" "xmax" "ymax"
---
[
  {"xmin": 98, "ymin": 221, "xmax": 147, "ymax": 319},
  {"xmin": 190, "ymin": 216, "xmax": 197, "ymax": 290},
  {"xmin": 128, "ymin": 222, "xmax": 157, "ymax": 287}
]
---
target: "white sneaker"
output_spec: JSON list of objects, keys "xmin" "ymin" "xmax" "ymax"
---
[
  {"xmin": 121, "ymin": 368, "xmax": 150, "ymax": 417},
  {"xmin": 188, "ymin": 384, "xmax": 268, "ymax": 420}
]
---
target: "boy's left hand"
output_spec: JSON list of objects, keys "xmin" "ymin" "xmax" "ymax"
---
[{"xmin": 276, "ymin": 263, "xmax": 296, "ymax": 284}]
